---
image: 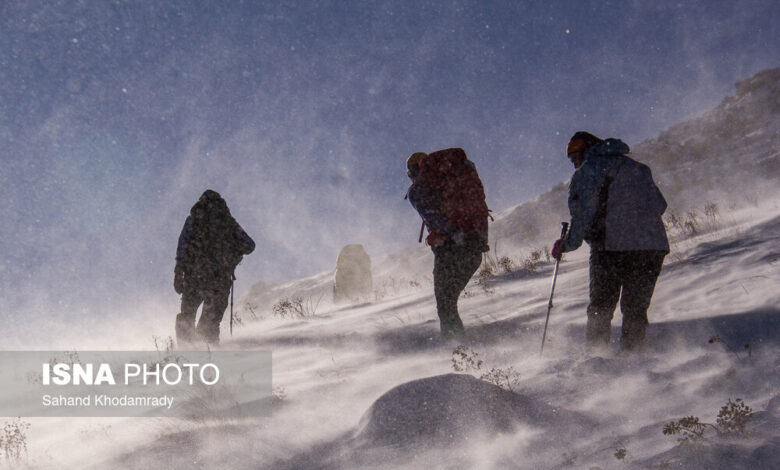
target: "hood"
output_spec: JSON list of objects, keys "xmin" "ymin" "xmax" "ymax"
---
[
  {"xmin": 191, "ymin": 189, "xmax": 230, "ymax": 219},
  {"xmin": 585, "ymin": 138, "xmax": 630, "ymax": 158}
]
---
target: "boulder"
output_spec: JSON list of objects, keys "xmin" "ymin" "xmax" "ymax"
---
[
  {"xmin": 355, "ymin": 373, "xmax": 593, "ymax": 447},
  {"xmin": 333, "ymin": 244, "xmax": 372, "ymax": 303}
]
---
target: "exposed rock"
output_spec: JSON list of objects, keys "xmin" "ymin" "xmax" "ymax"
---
[
  {"xmin": 333, "ymin": 244, "xmax": 372, "ymax": 304},
  {"xmin": 355, "ymin": 373, "xmax": 592, "ymax": 447}
]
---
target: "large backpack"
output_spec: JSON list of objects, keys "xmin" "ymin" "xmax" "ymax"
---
[{"xmin": 418, "ymin": 148, "xmax": 489, "ymax": 237}]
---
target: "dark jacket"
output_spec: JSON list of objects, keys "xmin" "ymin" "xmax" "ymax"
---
[
  {"xmin": 563, "ymin": 139, "xmax": 669, "ymax": 253},
  {"xmin": 176, "ymin": 190, "xmax": 255, "ymax": 288}
]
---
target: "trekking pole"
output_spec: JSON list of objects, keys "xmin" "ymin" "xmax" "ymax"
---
[
  {"xmin": 540, "ymin": 222, "xmax": 569, "ymax": 356},
  {"xmin": 418, "ymin": 220, "xmax": 426, "ymax": 243},
  {"xmin": 230, "ymin": 273, "xmax": 235, "ymax": 336}
]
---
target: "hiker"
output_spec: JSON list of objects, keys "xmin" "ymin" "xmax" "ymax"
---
[
  {"xmin": 173, "ymin": 189, "xmax": 255, "ymax": 346},
  {"xmin": 552, "ymin": 132, "xmax": 669, "ymax": 353},
  {"xmin": 406, "ymin": 149, "xmax": 490, "ymax": 338}
]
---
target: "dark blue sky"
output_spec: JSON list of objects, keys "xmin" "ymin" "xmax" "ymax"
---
[{"xmin": 1, "ymin": 0, "xmax": 778, "ymax": 341}]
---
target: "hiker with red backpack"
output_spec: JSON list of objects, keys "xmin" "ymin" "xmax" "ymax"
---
[
  {"xmin": 406, "ymin": 149, "xmax": 490, "ymax": 339},
  {"xmin": 551, "ymin": 132, "xmax": 669, "ymax": 353},
  {"xmin": 174, "ymin": 190, "xmax": 255, "ymax": 346}
]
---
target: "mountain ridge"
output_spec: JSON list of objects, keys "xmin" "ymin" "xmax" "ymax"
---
[
  {"xmin": 241, "ymin": 67, "xmax": 780, "ymax": 312},
  {"xmin": 493, "ymin": 66, "xmax": 780, "ymax": 248}
]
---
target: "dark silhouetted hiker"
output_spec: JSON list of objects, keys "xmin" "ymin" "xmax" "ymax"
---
[
  {"xmin": 552, "ymin": 132, "xmax": 669, "ymax": 353},
  {"xmin": 406, "ymin": 149, "xmax": 490, "ymax": 339},
  {"xmin": 174, "ymin": 190, "xmax": 255, "ymax": 346}
]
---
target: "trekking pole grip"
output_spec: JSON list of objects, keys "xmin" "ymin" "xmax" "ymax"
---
[{"xmin": 560, "ymin": 222, "xmax": 569, "ymax": 239}]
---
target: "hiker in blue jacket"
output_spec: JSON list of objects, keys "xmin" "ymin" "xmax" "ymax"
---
[
  {"xmin": 174, "ymin": 190, "xmax": 255, "ymax": 346},
  {"xmin": 552, "ymin": 132, "xmax": 669, "ymax": 352}
]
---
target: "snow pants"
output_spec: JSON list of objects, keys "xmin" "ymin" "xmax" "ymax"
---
[
  {"xmin": 587, "ymin": 250, "xmax": 666, "ymax": 351},
  {"xmin": 176, "ymin": 277, "xmax": 231, "ymax": 346},
  {"xmin": 432, "ymin": 242, "xmax": 483, "ymax": 338}
]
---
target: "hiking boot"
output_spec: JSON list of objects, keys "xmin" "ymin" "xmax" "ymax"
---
[
  {"xmin": 585, "ymin": 315, "xmax": 611, "ymax": 348},
  {"xmin": 440, "ymin": 316, "xmax": 465, "ymax": 340},
  {"xmin": 618, "ymin": 340, "xmax": 645, "ymax": 356},
  {"xmin": 175, "ymin": 313, "xmax": 197, "ymax": 346},
  {"xmin": 196, "ymin": 322, "xmax": 221, "ymax": 346},
  {"xmin": 587, "ymin": 341, "xmax": 611, "ymax": 356},
  {"xmin": 619, "ymin": 326, "xmax": 647, "ymax": 354}
]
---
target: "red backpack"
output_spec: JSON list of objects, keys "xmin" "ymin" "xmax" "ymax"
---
[{"xmin": 418, "ymin": 148, "xmax": 489, "ymax": 236}]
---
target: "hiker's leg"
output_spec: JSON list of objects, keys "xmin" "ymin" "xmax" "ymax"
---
[
  {"xmin": 587, "ymin": 250, "xmax": 621, "ymax": 349},
  {"xmin": 434, "ymin": 245, "xmax": 482, "ymax": 338},
  {"xmin": 176, "ymin": 288, "xmax": 202, "ymax": 345},
  {"xmin": 433, "ymin": 246, "xmax": 462, "ymax": 337},
  {"xmin": 451, "ymin": 246, "xmax": 482, "ymax": 320},
  {"xmin": 196, "ymin": 282, "xmax": 230, "ymax": 345},
  {"xmin": 433, "ymin": 247, "xmax": 458, "ymax": 336},
  {"xmin": 619, "ymin": 251, "xmax": 665, "ymax": 352}
]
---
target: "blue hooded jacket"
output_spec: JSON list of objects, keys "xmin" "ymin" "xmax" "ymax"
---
[{"xmin": 563, "ymin": 139, "xmax": 669, "ymax": 253}]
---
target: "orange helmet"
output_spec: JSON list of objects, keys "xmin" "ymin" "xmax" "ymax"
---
[
  {"xmin": 566, "ymin": 131, "xmax": 602, "ymax": 155},
  {"xmin": 566, "ymin": 139, "xmax": 586, "ymax": 155}
]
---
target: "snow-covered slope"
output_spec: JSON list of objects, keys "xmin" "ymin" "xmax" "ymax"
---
[
  {"xmin": 73, "ymin": 198, "xmax": 778, "ymax": 470},
  {"xmin": 234, "ymin": 68, "xmax": 780, "ymax": 320},
  {"xmin": 636, "ymin": 67, "xmax": 780, "ymax": 209},
  {"xmin": 17, "ymin": 68, "xmax": 780, "ymax": 470}
]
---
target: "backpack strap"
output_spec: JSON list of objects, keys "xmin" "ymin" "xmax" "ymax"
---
[{"xmin": 587, "ymin": 157, "xmax": 628, "ymax": 249}]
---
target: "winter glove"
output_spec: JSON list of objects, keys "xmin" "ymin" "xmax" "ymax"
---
[
  {"xmin": 551, "ymin": 239, "xmax": 564, "ymax": 260},
  {"xmin": 173, "ymin": 265, "xmax": 186, "ymax": 294},
  {"xmin": 426, "ymin": 230, "xmax": 446, "ymax": 248}
]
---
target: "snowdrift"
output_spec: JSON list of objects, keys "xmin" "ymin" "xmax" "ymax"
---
[
  {"xmin": 18, "ymin": 67, "xmax": 780, "ymax": 470},
  {"xmin": 354, "ymin": 373, "xmax": 593, "ymax": 447}
]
